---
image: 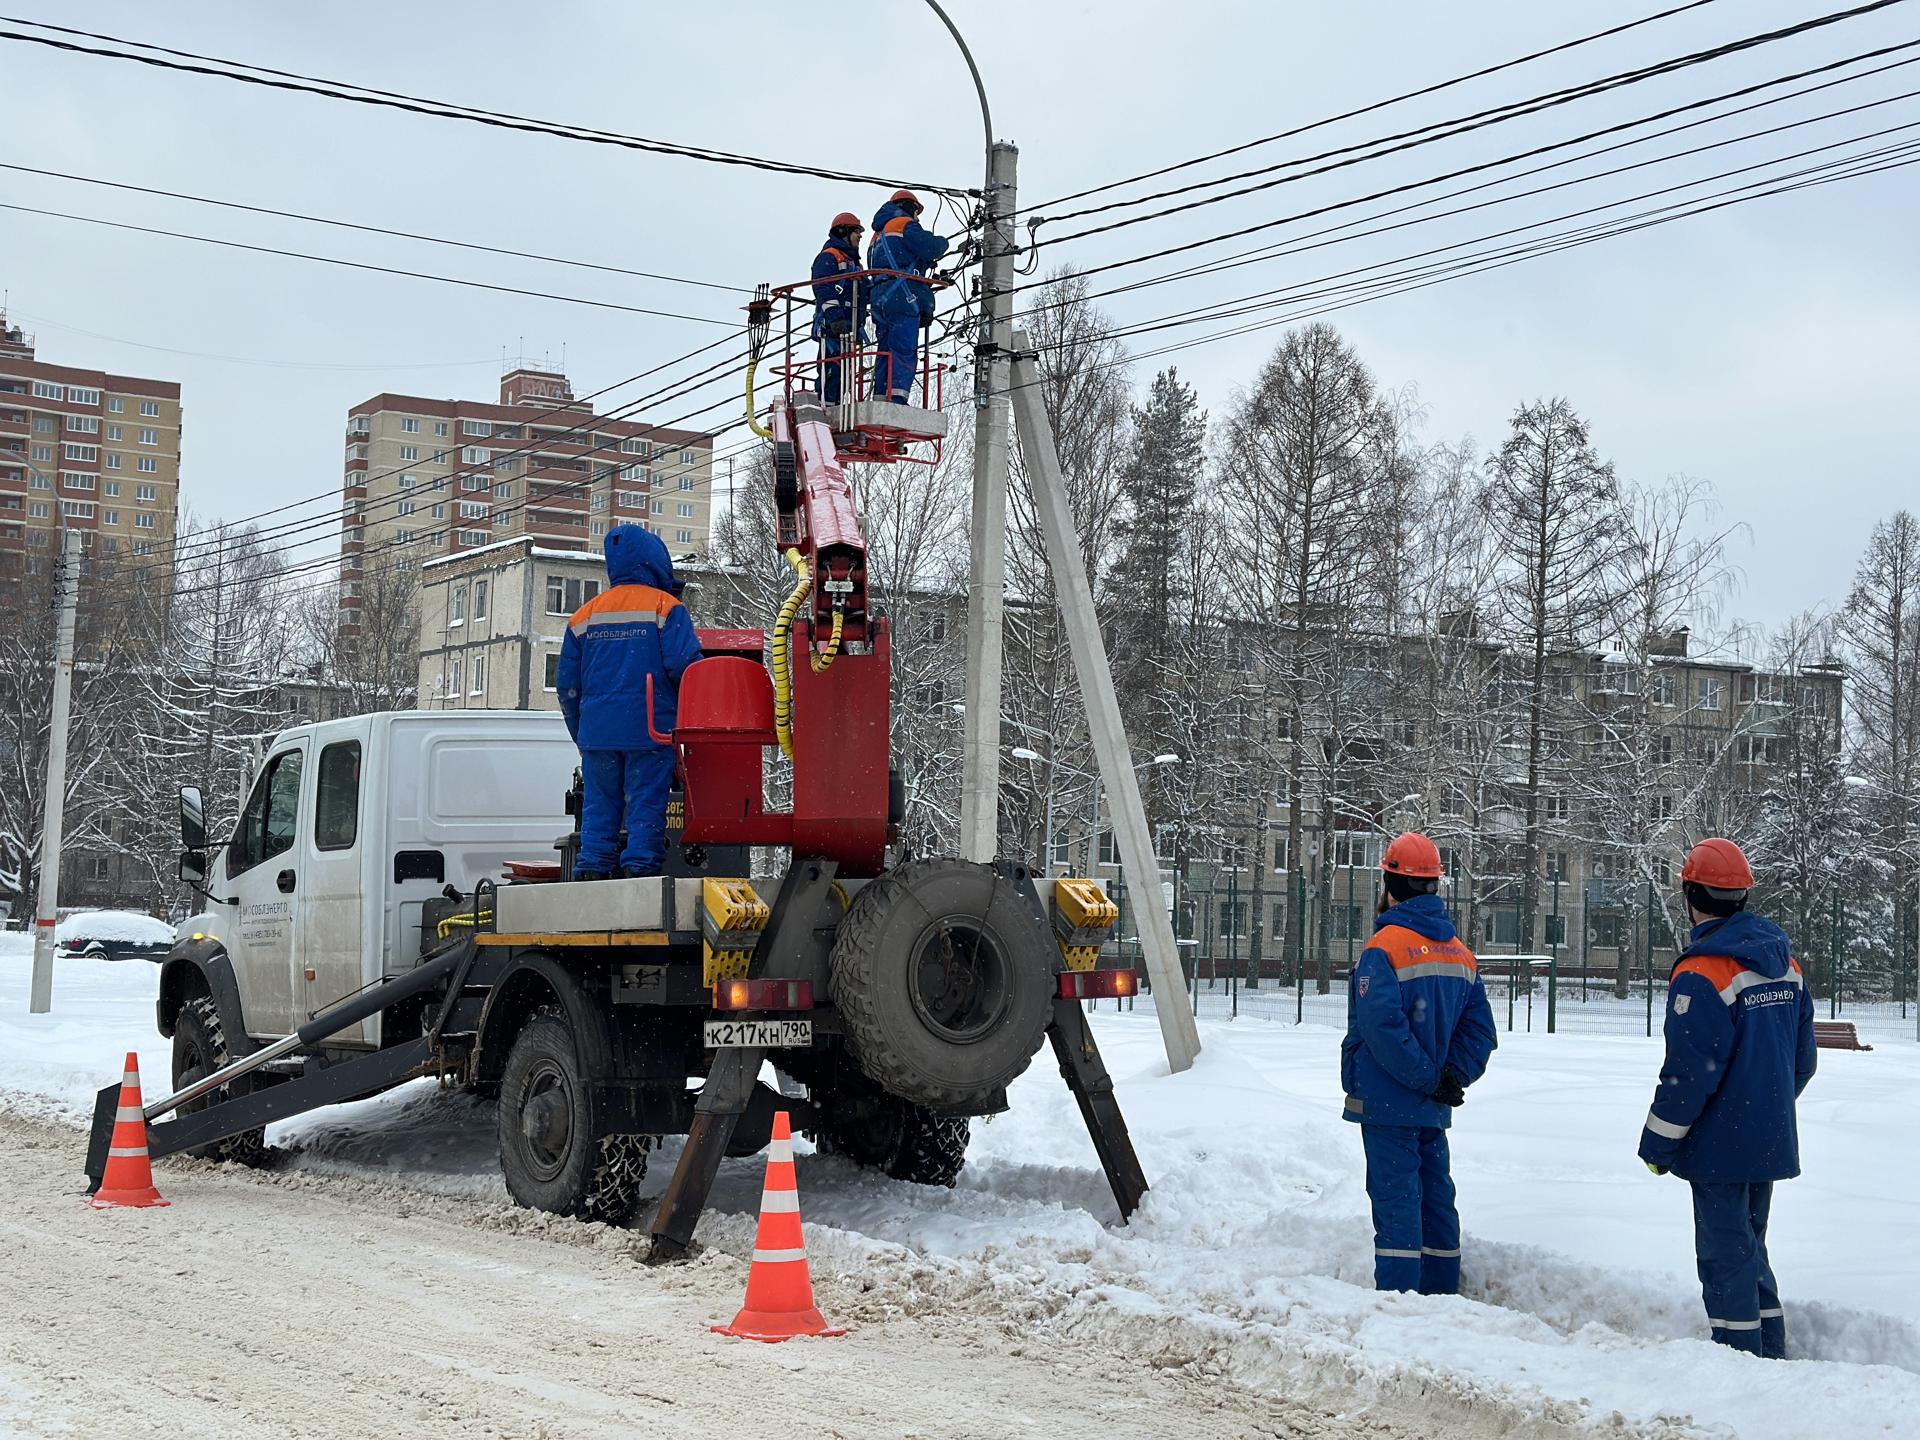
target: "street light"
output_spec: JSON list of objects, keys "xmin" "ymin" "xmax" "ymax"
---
[{"xmin": 1008, "ymin": 744, "xmax": 1179, "ymax": 874}]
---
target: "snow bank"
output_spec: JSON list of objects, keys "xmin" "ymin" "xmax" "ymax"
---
[{"xmin": 4, "ymin": 944, "xmax": 1917, "ymax": 1437}]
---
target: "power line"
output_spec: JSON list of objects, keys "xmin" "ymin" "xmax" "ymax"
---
[
  {"xmin": 1014, "ymin": 55, "xmax": 1920, "ymax": 324},
  {"xmin": 5, "ymin": 312, "xmax": 501, "ymax": 371},
  {"xmin": 0, "ymin": 163, "xmax": 750, "ymax": 296},
  {"xmin": 150, "ymin": 335, "xmax": 745, "ymax": 569},
  {"xmin": 1029, "ymin": 1, "xmax": 1910, "ymax": 243},
  {"xmin": 0, "ymin": 202, "xmax": 738, "ymax": 328},
  {"xmin": 1019, "ymin": 31, "xmax": 1920, "ymax": 286},
  {"xmin": 1029, "ymin": 2, "xmax": 1896, "ymax": 232},
  {"xmin": 1026, "ymin": 0, "xmax": 1726, "ymax": 212},
  {"xmin": 0, "ymin": 18, "xmax": 974, "ymax": 196}
]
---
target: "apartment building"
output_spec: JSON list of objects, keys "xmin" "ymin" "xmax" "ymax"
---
[
  {"xmin": 340, "ymin": 367, "xmax": 713, "ymax": 632},
  {"xmin": 0, "ymin": 311, "xmax": 182, "ymax": 584},
  {"xmin": 415, "ymin": 536, "xmax": 757, "ymax": 712}
]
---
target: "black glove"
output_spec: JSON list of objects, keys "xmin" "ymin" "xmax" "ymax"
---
[
  {"xmin": 919, "ymin": 309, "xmax": 934, "ymax": 329},
  {"xmin": 1430, "ymin": 1069, "xmax": 1466, "ymax": 1108},
  {"xmin": 826, "ymin": 315, "xmax": 852, "ymax": 338}
]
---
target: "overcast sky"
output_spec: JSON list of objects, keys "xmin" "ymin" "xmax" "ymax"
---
[{"xmin": 4, "ymin": 1, "xmax": 1915, "ymax": 640}]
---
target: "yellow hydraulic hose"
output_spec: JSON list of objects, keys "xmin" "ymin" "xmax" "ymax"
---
[
  {"xmin": 810, "ymin": 607, "xmax": 844, "ymax": 674},
  {"xmin": 744, "ymin": 358, "xmax": 772, "ymax": 440},
  {"xmin": 770, "ymin": 547, "xmax": 811, "ymax": 758}
]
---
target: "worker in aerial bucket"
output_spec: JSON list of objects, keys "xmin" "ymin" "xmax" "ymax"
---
[
  {"xmin": 811, "ymin": 212, "xmax": 866, "ymax": 406},
  {"xmin": 1638, "ymin": 837, "xmax": 1816, "ymax": 1358},
  {"xmin": 555, "ymin": 523, "xmax": 702, "ymax": 880},
  {"xmin": 1341, "ymin": 833, "xmax": 1497, "ymax": 1294},
  {"xmin": 867, "ymin": 189, "xmax": 949, "ymax": 405}
]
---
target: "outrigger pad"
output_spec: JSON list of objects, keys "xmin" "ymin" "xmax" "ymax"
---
[{"xmin": 83, "ymin": 1081, "xmax": 118, "ymax": 1195}]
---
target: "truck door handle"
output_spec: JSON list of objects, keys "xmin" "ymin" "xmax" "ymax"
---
[{"xmin": 277, "ymin": 869, "xmax": 296, "ymax": 894}]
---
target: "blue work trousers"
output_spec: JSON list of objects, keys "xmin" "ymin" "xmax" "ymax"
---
[
  {"xmin": 1361, "ymin": 1123, "xmax": 1461, "ymax": 1294},
  {"xmin": 873, "ymin": 311, "xmax": 919, "ymax": 404},
  {"xmin": 819, "ymin": 331, "xmax": 850, "ymax": 405},
  {"xmin": 1691, "ymin": 1180, "xmax": 1785, "ymax": 1357},
  {"xmin": 577, "ymin": 746, "xmax": 674, "ymax": 877}
]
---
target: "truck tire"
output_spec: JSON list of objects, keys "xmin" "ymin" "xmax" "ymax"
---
[
  {"xmin": 812, "ymin": 1090, "xmax": 971, "ymax": 1188},
  {"xmin": 171, "ymin": 994, "xmax": 267, "ymax": 1165},
  {"xmin": 498, "ymin": 1007, "xmax": 651, "ymax": 1224},
  {"xmin": 828, "ymin": 857, "xmax": 1052, "ymax": 1111}
]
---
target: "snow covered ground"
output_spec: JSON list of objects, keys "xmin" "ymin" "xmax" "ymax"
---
[{"xmin": 3, "ymin": 939, "xmax": 1917, "ymax": 1438}]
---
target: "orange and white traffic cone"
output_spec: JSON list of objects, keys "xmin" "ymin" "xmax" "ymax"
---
[
  {"xmin": 91, "ymin": 1052, "xmax": 169, "ymax": 1210},
  {"xmin": 712, "ymin": 1110, "xmax": 843, "ymax": 1341}
]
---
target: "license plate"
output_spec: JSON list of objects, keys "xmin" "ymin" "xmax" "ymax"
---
[{"xmin": 703, "ymin": 1018, "xmax": 812, "ymax": 1049}]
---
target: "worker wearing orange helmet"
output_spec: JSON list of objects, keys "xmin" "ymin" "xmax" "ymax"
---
[
  {"xmin": 810, "ymin": 212, "xmax": 866, "ymax": 405},
  {"xmin": 1639, "ymin": 837, "xmax": 1816, "ymax": 1359},
  {"xmin": 1341, "ymin": 833, "xmax": 1497, "ymax": 1294},
  {"xmin": 867, "ymin": 189, "xmax": 949, "ymax": 404}
]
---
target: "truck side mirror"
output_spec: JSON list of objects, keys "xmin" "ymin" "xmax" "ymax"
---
[
  {"xmin": 180, "ymin": 785, "xmax": 206, "ymax": 851},
  {"xmin": 179, "ymin": 850, "xmax": 207, "ymax": 887}
]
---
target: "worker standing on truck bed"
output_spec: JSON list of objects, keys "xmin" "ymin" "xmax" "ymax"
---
[
  {"xmin": 1341, "ymin": 833, "xmax": 1497, "ymax": 1295},
  {"xmin": 555, "ymin": 524, "xmax": 701, "ymax": 879},
  {"xmin": 1638, "ymin": 837, "xmax": 1816, "ymax": 1359},
  {"xmin": 867, "ymin": 190, "xmax": 948, "ymax": 405}
]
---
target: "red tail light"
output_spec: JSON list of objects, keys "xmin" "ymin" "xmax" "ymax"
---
[
  {"xmin": 713, "ymin": 979, "xmax": 815, "ymax": 1011},
  {"xmin": 1058, "ymin": 970, "xmax": 1138, "ymax": 1001}
]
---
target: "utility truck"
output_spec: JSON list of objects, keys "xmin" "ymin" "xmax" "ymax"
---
[{"xmin": 89, "ymin": 306, "xmax": 1149, "ymax": 1252}]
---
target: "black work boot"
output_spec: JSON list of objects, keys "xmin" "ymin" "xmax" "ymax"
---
[{"xmin": 575, "ymin": 869, "xmax": 610, "ymax": 882}]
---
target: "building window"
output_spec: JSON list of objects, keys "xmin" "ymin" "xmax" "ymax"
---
[
  {"xmin": 1331, "ymin": 833, "xmax": 1378, "ymax": 869},
  {"xmin": 459, "ymin": 501, "xmax": 488, "ymax": 519},
  {"xmin": 679, "ymin": 474, "xmax": 695, "ymax": 491},
  {"xmin": 315, "ymin": 741, "xmax": 362, "ymax": 851},
  {"xmin": 493, "ymin": 481, "xmax": 513, "ymax": 500},
  {"xmin": 472, "ymin": 579, "xmax": 488, "ymax": 619},
  {"xmin": 1542, "ymin": 793, "xmax": 1570, "ymax": 823},
  {"xmin": 675, "ymin": 529, "xmax": 692, "ymax": 544},
  {"xmin": 30, "ymin": 472, "xmax": 51, "ymax": 490},
  {"xmin": 677, "ymin": 502, "xmax": 693, "ymax": 518},
  {"xmin": 140, "ymin": 400, "xmax": 160, "ymax": 417},
  {"xmin": 1697, "ymin": 675, "xmax": 1724, "ymax": 711},
  {"xmin": 1650, "ymin": 672, "xmax": 1676, "ymax": 706},
  {"xmin": 135, "ymin": 513, "xmax": 156, "ymax": 530},
  {"xmin": 62, "ymin": 472, "xmax": 95, "ymax": 492},
  {"xmin": 431, "ymin": 504, "xmax": 446, "ymax": 519},
  {"xmin": 102, "ymin": 509, "xmax": 119, "ymax": 525},
  {"xmin": 68, "ymin": 386, "xmax": 101, "ymax": 406},
  {"xmin": 1652, "ymin": 794, "xmax": 1675, "ymax": 821},
  {"xmin": 450, "ymin": 586, "xmax": 466, "ymax": 625},
  {"xmin": 27, "ymin": 501, "xmax": 49, "ymax": 519},
  {"xmin": 400, "ymin": 445, "xmax": 419, "ymax": 461},
  {"xmin": 136, "ymin": 484, "xmax": 157, "ymax": 501},
  {"xmin": 1546, "ymin": 851, "xmax": 1569, "ymax": 882},
  {"xmin": 399, "ymin": 473, "xmax": 419, "ymax": 490},
  {"xmin": 104, "ymin": 453, "xmax": 121, "ymax": 471},
  {"xmin": 137, "ymin": 457, "xmax": 158, "ymax": 474},
  {"xmin": 470, "ymin": 654, "xmax": 487, "ymax": 696},
  {"xmin": 462, "ymin": 475, "xmax": 489, "ymax": 493},
  {"xmin": 400, "ymin": 417, "xmax": 420, "ymax": 433},
  {"xmin": 463, "ymin": 447, "xmax": 489, "ymax": 464},
  {"xmin": 591, "ymin": 492, "xmax": 609, "ymax": 513},
  {"xmin": 31, "ymin": 381, "xmax": 64, "ymax": 400},
  {"xmin": 462, "ymin": 420, "xmax": 492, "ymax": 437},
  {"xmin": 448, "ymin": 656, "xmax": 462, "ymax": 697},
  {"xmin": 104, "ymin": 425, "xmax": 122, "ymax": 442},
  {"xmin": 459, "ymin": 529, "xmax": 490, "ymax": 546},
  {"xmin": 680, "ymin": 448, "xmax": 695, "ymax": 464},
  {"xmin": 63, "ymin": 445, "xmax": 97, "ymax": 463},
  {"xmin": 106, "ymin": 397, "xmax": 123, "ymax": 414},
  {"xmin": 103, "ymin": 480, "xmax": 119, "ymax": 497},
  {"xmin": 1544, "ymin": 914, "xmax": 1567, "ymax": 947},
  {"xmin": 398, "ymin": 500, "xmax": 415, "ymax": 516},
  {"xmin": 546, "ymin": 575, "xmax": 600, "ymax": 614},
  {"xmin": 433, "ymin": 421, "xmax": 449, "ymax": 437},
  {"xmin": 30, "ymin": 444, "xmax": 52, "ymax": 463},
  {"xmin": 544, "ymin": 653, "xmax": 560, "ymax": 690},
  {"xmin": 66, "ymin": 416, "xmax": 99, "ymax": 435}
]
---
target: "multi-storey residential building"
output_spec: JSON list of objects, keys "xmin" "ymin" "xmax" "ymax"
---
[
  {"xmin": 414, "ymin": 536, "xmax": 757, "ymax": 713},
  {"xmin": 0, "ymin": 311, "xmax": 182, "ymax": 584},
  {"xmin": 340, "ymin": 367, "xmax": 714, "ymax": 633}
]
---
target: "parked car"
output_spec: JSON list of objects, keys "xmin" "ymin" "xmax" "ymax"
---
[{"xmin": 55, "ymin": 909, "xmax": 175, "ymax": 962}]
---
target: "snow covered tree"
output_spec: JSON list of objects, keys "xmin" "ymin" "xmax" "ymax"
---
[{"xmin": 1111, "ymin": 368, "xmax": 1207, "ymax": 667}]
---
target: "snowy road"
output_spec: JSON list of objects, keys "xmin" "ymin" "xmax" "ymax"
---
[{"xmin": 4, "ymin": 951, "xmax": 1919, "ymax": 1438}]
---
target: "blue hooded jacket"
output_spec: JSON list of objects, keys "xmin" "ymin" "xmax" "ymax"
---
[
  {"xmin": 1341, "ymin": 893, "xmax": 1498, "ymax": 1129},
  {"xmin": 810, "ymin": 232, "xmax": 865, "ymax": 340},
  {"xmin": 554, "ymin": 524, "xmax": 702, "ymax": 751},
  {"xmin": 1639, "ymin": 910, "xmax": 1816, "ymax": 1183},
  {"xmin": 867, "ymin": 201, "xmax": 949, "ymax": 322}
]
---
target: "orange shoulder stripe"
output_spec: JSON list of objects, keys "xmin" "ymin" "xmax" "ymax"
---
[{"xmin": 1673, "ymin": 954, "xmax": 1743, "ymax": 988}]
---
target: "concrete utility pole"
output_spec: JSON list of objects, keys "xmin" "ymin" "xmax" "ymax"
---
[
  {"xmin": 1010, "ymin": 334, "xmax": 1203, "ymax": 1072},
  {"xmin": 28, "ymin": 528, "xmax": 82, "ymax": 1014},
  {"xmin": 958, "ymin": 139, "xmax": 1018, "ymax": 864}
]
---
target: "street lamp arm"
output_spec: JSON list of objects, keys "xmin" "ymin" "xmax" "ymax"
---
[{"xmin": 922, "ymin": 0, "xmax": 994, "ymax": 173}]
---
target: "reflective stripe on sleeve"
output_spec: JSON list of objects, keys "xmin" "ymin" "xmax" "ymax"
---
[
  {"xmin": 1644, "ymin": 1111, "xmax": 1691, "ymax": 1140},
  {"xmin": 1759, "ymin": 1307, "xmax": 1785, "ymax": 1319}
]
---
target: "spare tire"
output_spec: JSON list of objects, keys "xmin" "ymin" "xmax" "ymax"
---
[{"xmin": 828, "ymin": 857, "xmax": 1053, "ymax": 1110}]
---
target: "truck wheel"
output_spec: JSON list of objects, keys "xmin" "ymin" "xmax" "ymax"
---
[
  {"xmin": 171, "ymin": 994, "xmax": 266, "ymax": 1165},
  {"xmin": 828, "ymin": 857, "xmax": 1053, "ymax": 1111},
  {"xmin": 814, "ymin": 1092, "xmax": 971, "ymax": 1188},
  {"xmin": 498, "ymin": 1007, "xmax": 651, "ymax": 1224}
]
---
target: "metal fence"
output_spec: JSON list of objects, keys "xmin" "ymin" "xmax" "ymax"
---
[{"xmin": 1098, "ymin": 950, "xmax": 1919, "ymax": 1044}]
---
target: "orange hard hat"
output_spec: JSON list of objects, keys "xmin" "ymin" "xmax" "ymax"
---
[
  {"xmin": 889, "ymin": 188, "xmax": 922, "ymax": 211},
  {"xmin": 1382, "ymin": 832, "xmax": 1444, "ymax": 879},
  {"xmin": 830, "ymin": 211, "xmax": 862, "ymax": 231},
  {"xmin": 1681, "ymin": 837, "xmax": 1754, "ymax": 892}
]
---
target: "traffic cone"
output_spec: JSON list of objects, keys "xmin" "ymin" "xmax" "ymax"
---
[
  {"xmin": 712, "ymin": 1110, "xmax": 843, "ymax": 1341},
  {"xmin": 91, "ymin": 1052, "xmax": 169, "ymax": 1210}
]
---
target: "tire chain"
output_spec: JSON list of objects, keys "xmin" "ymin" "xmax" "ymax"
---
[{"xmin": 580, "ymin": 1132, "xmax": 653, "ymax": 1225}]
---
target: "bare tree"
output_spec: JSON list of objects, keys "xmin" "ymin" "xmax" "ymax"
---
[{"xmin": 1480, "ymin": 398, "xmax": 1626, "ymax": 957}]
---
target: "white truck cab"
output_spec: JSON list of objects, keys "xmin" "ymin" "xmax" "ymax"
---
[{"xmin": 182, "ymin": 710, "xmax": 576, "ymax": 1047}]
